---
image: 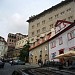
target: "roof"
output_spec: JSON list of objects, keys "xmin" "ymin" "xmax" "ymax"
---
[{"xmin": 27, "ymin": 0, "xmax": 74, "ymax": 22}]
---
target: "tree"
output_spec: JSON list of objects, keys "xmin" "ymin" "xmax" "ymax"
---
[{"xmin": 19, "ymin": 41, "xmax": 30, "ymax": 62}]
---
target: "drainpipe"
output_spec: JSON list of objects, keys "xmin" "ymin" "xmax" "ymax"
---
[{"xmin": 48, "ymin": 42, "xmax": 49, "ymax": 61}]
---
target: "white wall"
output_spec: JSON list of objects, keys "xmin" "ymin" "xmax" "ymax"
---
[
  {"xmin": 0, "ymin": 41, "xmax": 7, "ymax": 58},
  {"xmin": 49, "ymin": 26, "xmax": 75, "ymax": 61}
]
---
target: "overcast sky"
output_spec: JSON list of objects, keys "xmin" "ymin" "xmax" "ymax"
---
[{"xmin": 0, "ymin": 0, "xmax": 63, "ymax": 41}]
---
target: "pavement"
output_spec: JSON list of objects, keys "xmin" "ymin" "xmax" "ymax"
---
[
  {"xmin": 1, "ymin": 63, "xmax": 75, "ymax": 75},
  {"xmin": 25, "ymin": 63, "xmax": 40, "ymax": 67}
]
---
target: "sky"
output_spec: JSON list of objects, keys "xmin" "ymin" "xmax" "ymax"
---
[{"xmin": 0, "ymin": 0, "xmax": 63, "ymax": 41}]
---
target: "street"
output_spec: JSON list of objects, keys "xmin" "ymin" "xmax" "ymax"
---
[
  {"xmin": 0, "ymin": 63, "xmax": 28, "ymax": 75},
  {"xmin": 0, "ymin": 63, "xmax": 75, "ymax": 75}
]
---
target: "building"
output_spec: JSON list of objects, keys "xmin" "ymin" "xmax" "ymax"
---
[
  {"xmin": 7, "ymin": 33, "xmax": 27, "ymax": 58},
  {"xmin": 29, "ymin": 31, "xmax": 52, "ymax": 64},
  {"xmin": 0, "ymin": 36, "xmax": 8, "ymax": 59},
  {"xmin": 29, "ymin": 36, "xmax": 49, "ymax": 64},
  {"xmin": 27, "ymin": 0, "xmax": 75, "ymax": 44},
  {"xmin": 13, "ymin": 35, "xmax": 28, "ymax": 59},
  {"xmin": 49, "ymin": 20, "xmax": 75, "ymax": 62},
  {"xmin": 15, "ymin": 35, "xmax": 28, "ymax": 49},
  {"xmin": 29, "ymin": 20, "xmax": 75, "ymax": 64}
]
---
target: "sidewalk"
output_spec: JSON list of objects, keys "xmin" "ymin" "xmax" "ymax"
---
[{"xmin": 25, "ymin": 63, "xmax": 39, "ymax": 67}]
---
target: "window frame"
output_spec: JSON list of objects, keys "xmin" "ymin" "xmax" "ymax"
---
[
  {"xmin": 50, "ymin": 40, "xmax": 56, "ymax": 49},
  {"xmin": 59, "ymin": 37, "xmax": 63, "ymax": 45},
  {"xmin": 67, "ymin": 29, "xmax": 75, "ymax": 41}
]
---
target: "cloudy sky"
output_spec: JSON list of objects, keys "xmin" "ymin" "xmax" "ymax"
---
[{"xmin": 0, "ymin": 0, "xmax": 63, "ymax": 40}]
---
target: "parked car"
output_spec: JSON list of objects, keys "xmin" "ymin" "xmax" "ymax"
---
[
  {"xmin": 9, "ymin": 60, "xmax": 13, "ymax": 64},
  {"xmin": 54, "ymin": 61, "xmax": 63, "ymax": 69},
  {"xmin": 17, "ymin": 60, "xmax": 25, "ymax": 65},
  {"xmin": 0, "ymin": 60, "xmax": 5, "ymax": 68},
  {"xmin": 69, "ymin": 62, "xmax": 75, "ymax": 69},
  {"xmin": 43, "ymin": 60, "xmax": 51, "ymax": 67},
  {"xmin": 11, "ymin": 60, "xmax": 25, "ymax": 65}
]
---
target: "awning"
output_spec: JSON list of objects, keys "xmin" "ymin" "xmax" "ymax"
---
[
  {"xmin": 54, "ymin": 54, "xmax": 64, "ymax": 59},
  {"xmin": 54, "ymin": 51, "xmax": 75, "ymax": 59}
]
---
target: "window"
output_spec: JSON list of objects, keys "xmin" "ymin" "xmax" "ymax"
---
[
  {"xmin": 59, "ymin": 37, "xmax": 63, "ymax": 45},
  {"xmin": 42, "ymin": 27, "xmax": 46, "ymax": 32},
  {"xmin": 32, "ymin": 25, "xmax": 34, "ymax": 29},
  {"xmin": 50, "ymin": 41, "xmax": 56, "ymax": 49},
  {"xmin": 42, "ymin": 20, "xmax": 45, "ymax": 24},
  {"xmin": 59, "ymin": 49, "xmax": 64, "ymax": 54},
  {"xmin": 66, "ymin": 8, "xmax": 71, "ymax": 13},
  {"xmin": 37, "ymin": 23, "xmax": 40, "ymax": 27},
  {"xmin": 40, "ymin": 50, "xmax": 42, "ymax": 55},
  {"xmin": 12, "ymin": 40, "xmax": 13, "ymax": 42},
  {"xmin": 50, "ymin": 24, "xmax": 53, "ymax": 29},
  {"xmin": 51, "ymin": 52, "xmax": 56, "ymax": 59},
  {"xmin": 10, "ymin": 39, "xmax": 11, "ymax": 42},
  {"xmin": 67, "ymin": 30, "xmax": 75, "ymax": 40},
  {"xmin": 49, "ymin": 17, "xmax": 53, "ymax": 21},
  {"xmin": 67, "ymin": 33, "xmax": 72, "ymax": 40},
  {"xmin": 37, "ymin": 29, "xmax": 40, "ymax": 34},
  {"xmin": 2, "ymin": 47, "xmax": 3, "ymax": 49},
  {"xmin": 55, "ymin": 14, "xmax": 59, "ymax": 18},
  {"xmin": 60, "ymin": 11, "xmax": 65, "ymax": 15},
  {"xmin": 68, "ymin": 16, "xmax": 73, "ymax": 20},
  {"xmin": 32, "ymin": 32, "xmax": 34, "ymax": 36},
  {"xmin": 74, "ymin": 30, "xmax": 75, "ymax": 38}
]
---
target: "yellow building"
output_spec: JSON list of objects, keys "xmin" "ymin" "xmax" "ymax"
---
[{"xmin": 29, "ymin": 33, "xmax": 51, "ymax": 64}]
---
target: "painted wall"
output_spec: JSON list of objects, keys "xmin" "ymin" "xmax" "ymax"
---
[{"xmin": 49, "ymin": 26, "xmax": 75, "ymax": 61}]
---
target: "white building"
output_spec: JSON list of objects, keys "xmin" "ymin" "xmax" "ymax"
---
[
  {"xmin": 49, "ymin": 20, "xmax": 75, "ymax": 62},
  {"xmin": 15, "ymin": 36, "xmax": 28, "ymax": 49},
  {"xmin": 0, "ymin": 36, "xmax": 8, "ymax": 58}
]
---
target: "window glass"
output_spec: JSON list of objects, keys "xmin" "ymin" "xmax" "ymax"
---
[
  {"xmin": 59, "ymin": 37, "xmax": 63, "ymax": 45},
  {"xmin": 67, "ymin": 33, "xmax": 72, "ymax": 40},
  {"xmin": 51, "ymin": 52, "xmax": 56, "ymax": 59},
  {"xmin": 73, "ymin": 30, "xmax": 75, "ymax": 37},
  {"xmin": 50, "ymin": 41, "xmax": 56, "ymax": 48}
]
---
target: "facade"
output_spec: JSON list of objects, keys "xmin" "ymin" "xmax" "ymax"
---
[
  {"xmin": 28, "ymin": 28, "xmax": 54, "ymax": 63},
  {"xmin": 49, "ymin": 20, "xmax": 75, "ymax": 62},
  {"xmin": 0, "ymin": 36, "xmax": 8, "ymax": 59},
  {"xmin": 29, "ymin": 20, "xmax": 75, "ymax": 64},
  {"xmin": 13, "ymin": 36, "xmax": 28, "ymax": 59},
  {"xmin": 29, "ymin": 32, "xmax": 51, "ymax": 64},
  {"xmin": 7, "ymin": 33, "xmax": 27, "ymax": 58},
  {"xmin": 15, "ymin": 35, "xmax": 28, "ymax": 49},
  {"xmin": 27, "ymin": 0, "xmax": 75, "ymax": 44}
]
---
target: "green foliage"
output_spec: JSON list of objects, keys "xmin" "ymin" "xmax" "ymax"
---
[{"xmin": 19, "ymin": 41, "xmax": 30, "ymax": 62}]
